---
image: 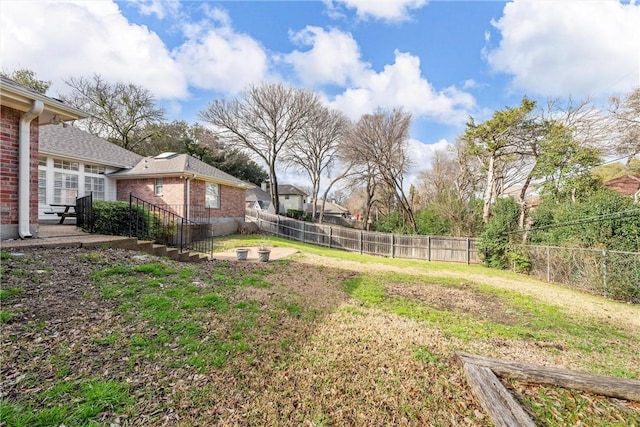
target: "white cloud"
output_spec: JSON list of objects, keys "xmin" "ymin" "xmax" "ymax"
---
[
  {"xmin": 0, "ymin": 0, "xmax": 187, "ymax": 99},
  {"xmin": 406, "ymin": 138, "xmax": 450, "ymax": 186},
  {"xmin": 486, "ymin": 0, "xmax": 640, "ymax": 98},
  {"xmin": 326, "ymin": 0, "xmax": 428, "ymax": 22},
  {"xmin": 172, "ymin": 7, "xmax": 268, "ymax": 94},
  {"xmin": 282, "ymin": 26, "xmax": 368, "ymax": 86},
  {"xmin": 129, "ymin": 0, "xmax": 181, "ymax": 20},
  {"xmin": 330, "ymin": 50, "xmax": 475, "ymax": 125}
]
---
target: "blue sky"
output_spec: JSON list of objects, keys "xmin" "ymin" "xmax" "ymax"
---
[{"xmin": 2, "ymin": 0, "xmax": 639, "ymax": 187}]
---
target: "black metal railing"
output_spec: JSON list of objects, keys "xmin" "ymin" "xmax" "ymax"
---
[
  {"xmin": 76, "ymin": 193, "xmax": 93, "ymax": 232},
  {"xmin": 129, "ymin": 194, "xmax": 215, "ymax": 256}
]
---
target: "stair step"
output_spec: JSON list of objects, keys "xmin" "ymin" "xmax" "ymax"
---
[{"xmin": 135, "ymin": 240, "xmax": 209, "ymax": 263}]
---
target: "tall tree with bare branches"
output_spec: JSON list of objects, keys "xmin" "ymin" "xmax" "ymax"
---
[
  {"xmin": 345, "ymin": 108, "xmax": 416, "ymax": 231},
  {"xmin": 609, "ymin": 88, "xmax": 640, "ymax": 172},
  {"xmin": 199, "ymin": 82, "xmax": 320, "ymax": 214},
  {"xmin": 62, "ymin": 74, "xmax": 165, "ymax": 152},
  {"xmin": 284, "ymin": 106, "xmax": 349, "ymax": 221}
]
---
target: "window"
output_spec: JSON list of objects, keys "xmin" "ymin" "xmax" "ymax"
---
[
  {"xmin": 53, "ymin": 159, "xmax": 79, "ymax": 171},
  {"xmin": 85, "ymin": 164, "xmax": 105, "ymax": 174},
  {"xmin": 53, "ymin": 172, "xmax": 78, "ymax": 204},
  {"xmin": 38, "ymin": 157, "xmax": 47, "ymax": 167},
  {"xmin": 205, "ymin": 182, "xmax": 220, "ymax": 208},
  {"xmin": 155, "ymin": 178, "xmax": 163, "ymax": 196},
  {"xmin": 38, "ymin": 170, "xmax": 46, "ymax": 204},
  {"xmin": 85, "ymin": 176, "xmax": 105, "ymax": 200}
]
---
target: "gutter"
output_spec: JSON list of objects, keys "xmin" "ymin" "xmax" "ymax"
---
[{"xmin": 18, "ymin": 100, "xmax": 44, "ymax": 239}]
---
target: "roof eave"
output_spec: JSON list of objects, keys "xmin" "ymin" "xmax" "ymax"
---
[{"xmin": 0, "ymin": 81, "xmax": 87, "ymax": 123}]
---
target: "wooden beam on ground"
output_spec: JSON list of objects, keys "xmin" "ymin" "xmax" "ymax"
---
[
  {"xmin": 457, "ymin": 351, "xmax": 640, "ymax": 402},
  {"xmin": 462, "ymin": 362, "xmax": 536, "ymax": 427}
]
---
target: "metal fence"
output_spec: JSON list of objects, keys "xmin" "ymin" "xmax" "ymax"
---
[
  {"xmin": 518, "ymin": 245, "xmax": 640, "ymax": 303},
  {"xmin": 246, "ymin": 209, "xmax": 479, "ymax": 264},
  {"xmin": 76, "ymin": 193, "xmax": 93, "ymax": 232},
  {"xmin": 129, "ymin": 195, "xmax": 216, "ymax": 256}
]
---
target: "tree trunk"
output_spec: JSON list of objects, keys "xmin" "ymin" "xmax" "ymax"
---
[{"xmin": 482, "ymin": 155, "xmax": 496, "ymax": 223}]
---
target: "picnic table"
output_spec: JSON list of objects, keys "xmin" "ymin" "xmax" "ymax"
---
[{"xmin": 47, "ymin": 204, "xmax": 77, "ymax": 224}]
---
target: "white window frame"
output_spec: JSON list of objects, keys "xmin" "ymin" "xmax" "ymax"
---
[
  {"xmin": 53, "ymin": 172, "xmax": 78, "ymax": 204},
  {"xmin": 155, "ymin": 178, "xmax": 163, "ymax": 196},
  {"xmin": 205, "ymin": 182, "xmax": 220, "ymax": 208},
  {"xmin": 85, "ymin": 176, "xmax": 105, "ymax": 200}
]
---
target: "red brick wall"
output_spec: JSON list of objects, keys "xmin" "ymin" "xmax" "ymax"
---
[
  {"xmin": 117, "ymin": 177, "xmax": 246, "ymax": 219},
  {"xmin": 189, "ymin": 180, "xmax": 246, "ymax": 218},
  {"xmin": 0, "ymin": 105, "xmax": 39, "ymax": 232},
  {"xmin": 117, "ymin": 177, "xmax": 185, "ymax": 215}
]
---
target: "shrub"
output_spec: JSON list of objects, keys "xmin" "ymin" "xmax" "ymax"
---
[
  {"xmin": 89, "ymin": 201, "xmax": 164, "ymax": 239},
  {"xmin": 477, "ymin": 197, "xmax": 521, "ymax": 269}
]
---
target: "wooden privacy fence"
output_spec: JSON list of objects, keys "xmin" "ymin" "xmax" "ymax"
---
[{"xmin": 246, "ymin": 209, "xmax": 479, "ymax": 264}]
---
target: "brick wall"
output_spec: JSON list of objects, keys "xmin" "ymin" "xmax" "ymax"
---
[
  {"xmin": 1, "ymin": 105, "xmax": 39, "ymax": 238},
  {"xmin": 117, "ymin": 177, "xmax": 246, "ymax": 220},
  {"xmin": 189, "ymin": 180, "xmax": 246, "ymax": 219}
]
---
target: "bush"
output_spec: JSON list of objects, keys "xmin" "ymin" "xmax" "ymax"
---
[
  {"xmin": 89, "ymin": 201, "xmax": 132, "ymax": 236},
  {"xmin": 89, "ymin": 201, "xmax": 163, "ymax": 239},
  {"xmin": 508, "ymin": 250, "xmax": 531, "ymax": 274},
  {"xmin": 477, "ymin": 197, "xmax": 521, "ymax": 269}
]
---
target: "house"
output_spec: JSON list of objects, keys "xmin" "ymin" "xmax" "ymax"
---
[
  {"xmin": 111, "ymin": 152, "xmax": 249, "ymax": 235},
  {"xmin": 604, "ymin": 174, "xmax": 640, "ymax": 201},
  {"xmin": 245, "ymin": 185, "xmax": 274, "ymax": 213},
  {"xmin": 40, "ymin": 125, "xmax": 249, "ymax": 235},
  {"xmin": 1, "ymin": 76, "xmax": 87, "ymax": 240},
  {"xmin": 247, "ymin": 182, "xmax": 308, "ymax": 215},
  {"xmin": 2, "ymin": 76, "xmax": 249, "ymax": 240},
  {"xmin": 38, "ymin": 123, "xmax": 143, "ymax": 217},
  {"xmin": 274, "ymin": 184, "xmax": 307, "ymax": 215},
  {"xmin": 306, "ymin": 199, "xmax": 351, "ymax": 218}
]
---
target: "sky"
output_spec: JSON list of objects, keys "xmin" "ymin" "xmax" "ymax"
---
[{"xmin": 1, "ymin": 0, "xmax": 639, "ymax": 189}]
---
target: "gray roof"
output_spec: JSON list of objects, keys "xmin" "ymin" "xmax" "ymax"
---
[
  {"xmin": 40, "ymin": 124, "xmax": 143, "ymax": 168},
  {"xmin": 111, "ymin": 153, "xmax": 248, "ymax": 188},
  {"xmin": 277, "ymin": 185, "xmax": 307, "ymax": 196},
  {"xmin": 246, "ymin": 186, "xmax": 271, "ymax": 202}
]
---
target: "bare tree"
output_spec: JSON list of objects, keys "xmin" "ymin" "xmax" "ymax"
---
[
  {"xmin": 609, "ymin": 88, "xmax": 640, "ymax": 167},
  {"xmin": 199, "ymin": 82, "xmax": 320, "ymax": 214},
  {"xmin": 284, "ymin": 106, "xmax": 349, "ymax": 221},
  {"xmin": 344, "ymin": 108, "xmax": 416, "ymax": 230},
  {"xmin": 62, "ymin": 74, "xmax": 165, "ymax": 152}
]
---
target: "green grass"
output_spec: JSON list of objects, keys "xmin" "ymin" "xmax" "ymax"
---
[
  {"xmin": 0, "ymin": 379, "xmax": 130, "ymax": 427},
  {"xmin": 2, "ymin": 239, "xmax": 638, "ymax": 425},
  {"xmin": 0, "ymin": 287, "xmax": 24, "ymax": 301},
  {"xmin": 0, "ymin": 310, "xmax": 15, "ymax": 324}
]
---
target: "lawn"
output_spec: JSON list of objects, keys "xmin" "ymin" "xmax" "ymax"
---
[{"xmin": 1, "ymin": 238, "xmax": 639, "ymax": 426}]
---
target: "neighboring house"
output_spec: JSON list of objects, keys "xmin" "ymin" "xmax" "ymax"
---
[
  {"xmin": 111, "ymin": 152, "xmax": 249, "ymax": 235},
  {"xmin": 275, "ymin": 184, "xmax": 307, "ymax": 215},
  {"xmin": 604, "ymin": 175, "xmax": 640, "ymax": 202},
  {"xmin": 245, "ymin": 185, "xmax": 274, "ymax": 214},
  {"xmin": 1, "ymin": 76, "xmax": 87, "ymax": 240},
  {"xmin": 249, "ymin": 182, "xmax": 308, "ymax": 215},
  {"xmin": 306, "ymin": 199, "xmax": 351, "ymax": 218}
]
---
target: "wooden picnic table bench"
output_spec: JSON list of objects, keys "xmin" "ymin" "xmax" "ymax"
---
[{"xmin": 47, "ymin": 204, "xmax": 77, "ymax": 224}]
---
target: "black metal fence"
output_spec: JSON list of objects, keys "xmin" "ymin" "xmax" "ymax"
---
[
  {"xmin": 129, "ymin": 194, "xmax": 215, "ymax": 256},
  {"xmin": 76, "ymin": 193, "xmax": 93, "ymax": 232}
]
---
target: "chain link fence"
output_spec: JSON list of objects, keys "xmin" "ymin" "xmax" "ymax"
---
[{"xmin": 518, "ymin": 245, "xmax": 640, "ymax": 303}]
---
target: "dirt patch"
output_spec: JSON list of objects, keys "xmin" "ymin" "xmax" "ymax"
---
[
  {"xmin": 385, "ymin": 281, "xmax": 522, "ymax": 325},
  {"xmin": 297, "ymin": 254, "xmax": 640, "ymax": 333}
]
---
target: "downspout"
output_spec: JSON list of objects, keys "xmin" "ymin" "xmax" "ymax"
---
[
  {"xmin": 18, "ymin": 100, "xmax": 44, "ymax": 239},
  {"xmin": 185, "ymin": 174, "xmax": 196, "ymax": 219}
]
